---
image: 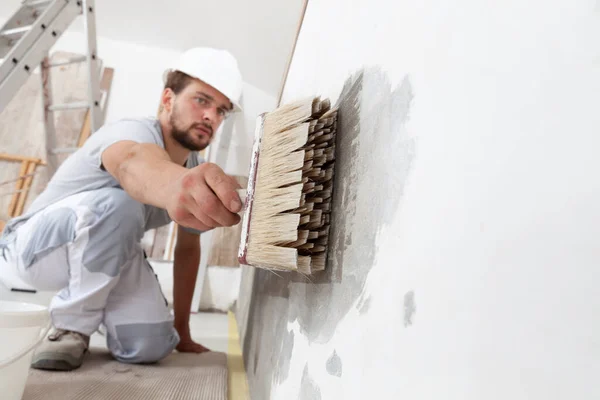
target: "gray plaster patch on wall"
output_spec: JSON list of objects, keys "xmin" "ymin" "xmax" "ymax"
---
[
  {"xmin": 404, "ymin": 290, "xmax": 416, "ymax": 327},
  {"xmin": 275, "ymin": 328, "xmax": 295, "ymax": 384},
  {"xmin": 326, "ymin": 350, "xmax": 343, "ymax": 377},
  {"xmin": 242, "ymin": 274, "xmax": 295, "ymax": 399},
  {"xmin": 292, "ymin": 68, "xmax": 417, "ymax": 344},
  {"xmin": 241, "ymin": 68, "xmax": 417, "ymax": 400},
  {"xmin": 299, "ymin": 365, "xmax": 322, "ymax": 400}
]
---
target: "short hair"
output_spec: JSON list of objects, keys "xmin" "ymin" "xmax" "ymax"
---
[{"xmin": 164, "ymin": 70, "xmax": 194, "ymax": 95}]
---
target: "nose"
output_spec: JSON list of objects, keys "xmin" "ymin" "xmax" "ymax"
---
[{"xmin": 202, "ymin": 107, "xmax": 220, "ymax": 127}]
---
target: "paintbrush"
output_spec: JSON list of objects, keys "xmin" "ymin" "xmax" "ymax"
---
[{"xmin": 237, "ymin": 96, "xmax": 338, "ymax": 274}]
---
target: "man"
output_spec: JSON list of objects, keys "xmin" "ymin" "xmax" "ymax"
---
[{"xmin": 0, "ymin": 47, "xmax": 244, "ymax": 370}]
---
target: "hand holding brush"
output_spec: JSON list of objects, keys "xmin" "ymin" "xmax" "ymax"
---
[{"xmin": 166, "ymin": 163, "xmax": 243, "ymax": 232}]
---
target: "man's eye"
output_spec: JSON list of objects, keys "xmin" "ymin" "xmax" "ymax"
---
[
  {"xmin": 196, "ymin": 97, "xmax": 207, "ymax": 104},
  {"xmin": 217, "ymin": 109, "xmax": 226, "ymax": 116}
]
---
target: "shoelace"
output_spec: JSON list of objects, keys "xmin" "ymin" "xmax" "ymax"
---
[{"xmin": 48, "ymin": 329, "xmax": 86, "ymax": 342}]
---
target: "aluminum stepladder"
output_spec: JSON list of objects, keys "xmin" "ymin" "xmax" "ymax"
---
[{"xmin": 0, "ymin": 0, "xmax": 102, "ymax": 174}]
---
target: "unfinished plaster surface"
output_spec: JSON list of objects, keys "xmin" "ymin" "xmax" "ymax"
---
[
  {"xmin": 240, "ymin": 67, "xmax": 416, "ymax": 399},
  {"xmin": 299, "ymin": 365, "xmax": 322, "ymax": 400},
  {"xmin": 325, "ymin": 351, "xmax": 342, "ymax": 378},
  {"xmin": 238, "ymin": 0, "xmax": 600, "ymax": 399},
  {"xmin": 403, "ymin": 291, "xmax": 416, "ymax": 327}
]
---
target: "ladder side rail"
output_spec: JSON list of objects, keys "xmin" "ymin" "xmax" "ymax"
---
[
  {"xmin": 0, "ymin": 1, "xmax": 80, "ymax": 114},
  {"xmin": 82, "ymin": 0, "xmax": 101, "ymax": 132},
  {"xmin": 0, "ymin": 0, "xmax": 69, "ymax": 83},
  {"xmin": 0, "ymin": 0, "xmax": 53, "ymax": 57}
]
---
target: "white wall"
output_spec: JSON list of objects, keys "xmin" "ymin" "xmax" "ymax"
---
[{"xmin": 268, "ymin": 0, "xmax": 600, "ymax": 399}]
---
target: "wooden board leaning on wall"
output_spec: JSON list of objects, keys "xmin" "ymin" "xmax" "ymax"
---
[{"xmin": 206, "ymin": 175, "xmax": 249, "ymax": 267}]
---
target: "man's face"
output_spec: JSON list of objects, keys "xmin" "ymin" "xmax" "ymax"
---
[{"xmin": 168, "ymin": 78, "xmax": 233, "ymax": 151}]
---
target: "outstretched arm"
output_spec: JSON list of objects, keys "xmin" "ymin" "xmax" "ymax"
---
[{"xmin": 101, "ymin": 141, "xmax": 242, "ymax": 231}]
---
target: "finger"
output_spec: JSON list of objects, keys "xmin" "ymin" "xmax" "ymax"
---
[
  {"xmin": 190, "ymin": 182, "xmax": 241, "ymax": 227},
  {"xmin": 177, "ymin": 174, "xmax": 239, "ymax": 228},
  {"xmin": 187, "ymin": 204, "xmax": 220, "ymax": 230},
  {"xmin": 177, "ymin": 211, "xmax": 211, "ymax": 232},
  {"xmin": 174, "ymin": 194, "xmax": 219, "ymax": 230},
  {"xmin": 203, "ymin": 165, "xmax": 243, "ymax": 213},
  {"xmin": 180, "ymin": 216, "xmax": 211, "ymax": 232}
]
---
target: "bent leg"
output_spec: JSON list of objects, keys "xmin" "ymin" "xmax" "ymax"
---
[
  {"xmin": 0, "ymin": 206, "xmax": 73, "ymax": 292},
  {"xmin": 13, "ymin": 188, "xmax": 147, "ymax": 335},
  {"xmin": 103, "ymin": 250, "xmax": 180, "ymax": 364}
]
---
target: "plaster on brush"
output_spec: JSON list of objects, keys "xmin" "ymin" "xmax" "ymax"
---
[{"xmin": 238, "ymin": 96, "xmax": 338, "ymax": 274}]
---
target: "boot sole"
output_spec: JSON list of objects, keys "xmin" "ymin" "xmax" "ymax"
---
[{"xmin": 31, "ymin": 351, "xmax": 86, "ymax": 371}]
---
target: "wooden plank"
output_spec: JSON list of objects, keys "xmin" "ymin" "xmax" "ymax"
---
[
  {"xmin": 14, "ymin": 161, "xmax": 37, "ymax": 216},
  {"xmin": 77, "ymin": 111, "xmax": 91, "ymax": 148},
  {"xmin": 150, "ymin": 224, "xmax": 171, "ymax": 259},
  {"xmin": 99, "ymin": 67, "xmax": 115, "ymax": 107},
  {"xmin": 8, "ymin": 161, "xmax": 28, "ymax": 217},
  {"xmin": 207, "ymin": 222, "xmax": 244, "ymax": 267},
  {"xmin": 276, "ymin": 0, "xmax": 309, "ymax": 107},
  {"xmin": 227, "ymin": 311, "xmax": 251, "ymax": 400},
  {"xmin": 206, "ymin": 176, "xmax": 249, "ymax": 267},
  {"xmin": 0, "ymin": 153, "xmax": 44, "ymax": 164},
  {"xmin": 77, "ymin": 67, "xmax": 115, "ymax": 147},
  {"xmin": 141, "ymin": 229, "xmax": 157, "ymax": 257},
  {"xmin": 166, "ymin": 222, "xmax": 177, "ymax": 260}
]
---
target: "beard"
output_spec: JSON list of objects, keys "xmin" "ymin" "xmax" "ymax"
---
[{"xmin": 169, "ymin": 105, "xmax": 213, "ymax": 151}]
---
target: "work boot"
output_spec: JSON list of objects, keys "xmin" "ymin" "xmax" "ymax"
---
[{"xmin": 31, "ymin": 328, "xmax": 90, "ymax": 371}]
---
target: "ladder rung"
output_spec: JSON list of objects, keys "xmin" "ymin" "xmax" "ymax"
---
[
  {"xmin": 47, "ymin": 56, "xmax": 87, "ymax": 67},
  {"xmin": 0, "ymin": 26, "xmax": 32, "ymax": 39},
  {"xmin": 25, "ymin": 0, "xmax": 53, "ymax": 7},
  {"xmin": 51, "ymin": 147, "xmax": 79, "ymax": 154},
  {"xmin": 48, "ymin": 102, "xmax": 90, "ymax": 111}
]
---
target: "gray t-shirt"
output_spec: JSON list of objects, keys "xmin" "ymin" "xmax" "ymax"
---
[{"xmin": 3, "ymin": 117, "xmax": 203, "ymax": 235}]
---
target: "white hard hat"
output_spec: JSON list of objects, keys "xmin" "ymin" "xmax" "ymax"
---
[{"xmin": 163, "ymin": 47, "xmax": 243, "ymax": 112}]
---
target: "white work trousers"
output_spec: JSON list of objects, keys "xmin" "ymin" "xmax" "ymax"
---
[{"xmin": 0, "ymin": 188, "xmax": 179, "ymax": 364}]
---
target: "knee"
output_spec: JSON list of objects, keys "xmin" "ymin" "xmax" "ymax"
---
[
  {"xmin": 108, "ymin": 322, "xmax": 180, "ymax": 364},
  {"xmin": 113, "ymin": 336, "xmax": 178, "ymax": 364}
]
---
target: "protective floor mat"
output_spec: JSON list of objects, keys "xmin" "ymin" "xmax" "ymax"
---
[{"xmin": 22, "ymin": 347, "xmax": 228, "ymax": 400}]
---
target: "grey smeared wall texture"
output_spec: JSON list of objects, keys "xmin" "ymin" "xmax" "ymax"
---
[
  {"xmin": 237, "ymin": 0, "xmax": 600, "ymax": 399},
  {"xmin": 238, "ymin": 66, "xmax": 416, "ymax": 399}
]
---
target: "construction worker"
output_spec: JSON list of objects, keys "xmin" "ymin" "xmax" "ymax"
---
[{"xmin": 0, "ymin": 47, "xmax": 244, "ymax": 371}]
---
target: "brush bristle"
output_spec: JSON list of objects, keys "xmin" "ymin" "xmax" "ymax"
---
[{"xmin": 245, "ymin": 96, "xmax": 338, "ymax": 273}]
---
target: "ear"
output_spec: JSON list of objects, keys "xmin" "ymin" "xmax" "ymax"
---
[{"xmin": 161, "ymin": 88, "xmax": 175, "ymax": 113}]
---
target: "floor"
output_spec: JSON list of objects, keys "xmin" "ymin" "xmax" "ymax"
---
[{"xmin": 0, "ymin": 280, "xmax": 249, "ymax": 399}]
